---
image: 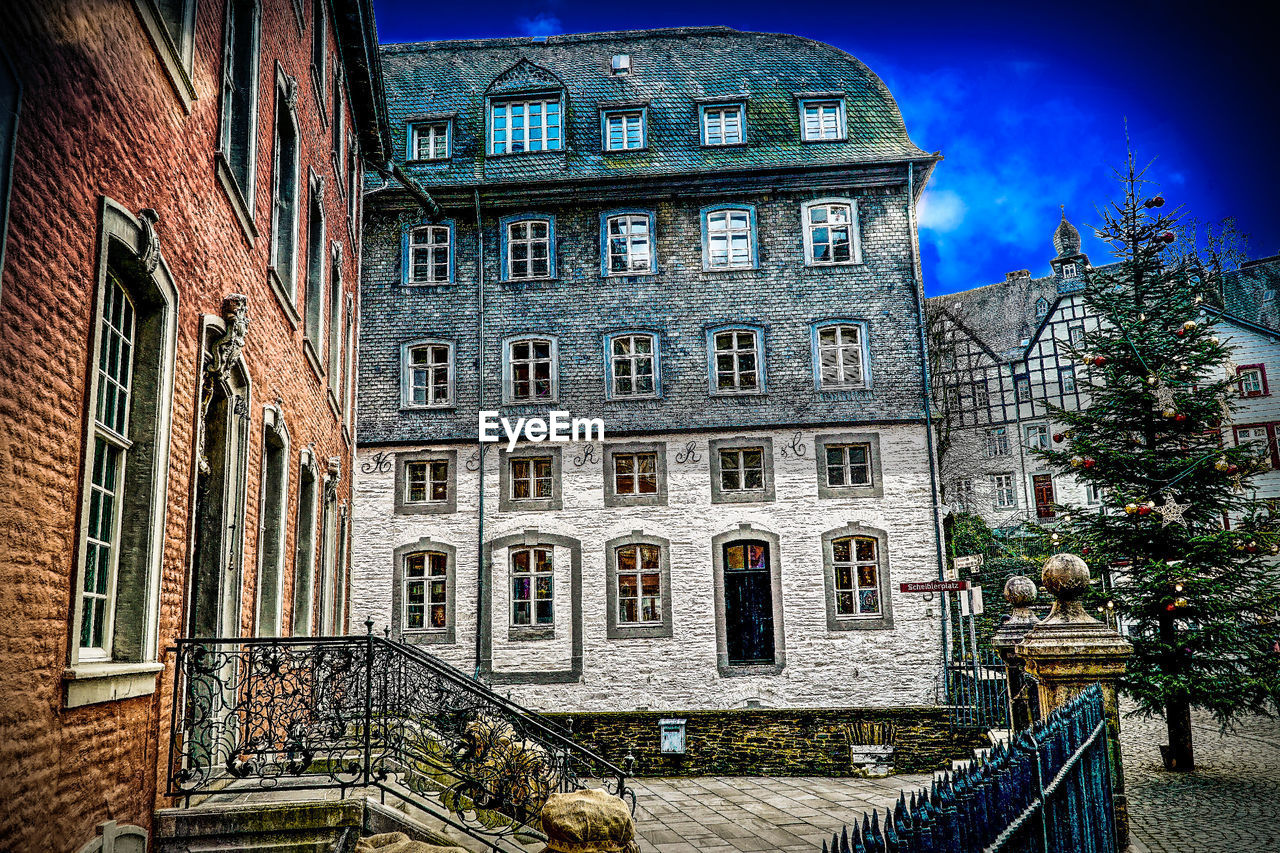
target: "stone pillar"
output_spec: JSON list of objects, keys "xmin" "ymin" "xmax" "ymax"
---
[
  {"xmin": 1016, "ymin": 553, "xmax": 1133, "ymax": 849},
  {"xmin": 990, "ymin": 575, "xmax": 1040, "ymax": 732}
]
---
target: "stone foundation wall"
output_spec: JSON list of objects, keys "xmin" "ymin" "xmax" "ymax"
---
[{"xmin": 544, "ymin": 707, "xmax": 986, "ymax": 776}]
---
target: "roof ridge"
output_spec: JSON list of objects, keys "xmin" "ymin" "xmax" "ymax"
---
[{"xmin": 380, "ymin": 26, "xmax": 746, "ymax": 53}]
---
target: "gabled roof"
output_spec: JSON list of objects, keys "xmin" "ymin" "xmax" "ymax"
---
[
  {"xmin": 1222, "ymin": 255, "xmax": 1280, "ymax": 331},
  {"xmin": 926, "ymin": 272, "xmax": 1065, "ymax": 359},
  {"xmin": 380, "ymin": 26, "xmax": 934, "ymax": 189}
]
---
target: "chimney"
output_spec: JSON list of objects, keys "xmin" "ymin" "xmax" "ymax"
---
[{"xmin": 1006, "ymin": 270, "xmax": 1031, "ymax": 282}]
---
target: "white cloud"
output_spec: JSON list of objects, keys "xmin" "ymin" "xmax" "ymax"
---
[
  {"xmin": 517, "ymin": 14, "xmax": 561, "ymax": 38},
  {"xmin": 918, "ymin": 189, "xmax": 966, "ymax": 232}
]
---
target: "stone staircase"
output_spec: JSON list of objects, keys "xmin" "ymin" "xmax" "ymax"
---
[{"xmin": 949, "ymin": 728, "xmax": 1011, "ymax": 774}]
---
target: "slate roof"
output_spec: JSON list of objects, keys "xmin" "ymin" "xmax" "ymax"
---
[
  {"xmin": 928, "ymin": 272, "xmax": 1068, "ymax": 358},
  {"xmin": 1223, "ymin": 255, "xmax": 1280, "ymax": 330},
  {"xmin": 380, "ymin": 26, "xmax": 933, "ymax": 189}
]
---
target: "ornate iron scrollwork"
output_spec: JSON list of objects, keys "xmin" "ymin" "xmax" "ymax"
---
[
  {"xmin": 167, "ymin": 635, "xmax": 634, "ymax": 850},
  {"xmin": 572, "ymin": 445, "xmax": 598, "ymax": 467},
  {"xmin": 674, "ymin": 441, "xmax": 701, "ymax": 464},
  {"xmin": 360, "ymin": 451, "xmax": 394, "ymax": 475}
]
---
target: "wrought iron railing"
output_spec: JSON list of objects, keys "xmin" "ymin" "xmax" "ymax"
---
[
  {"xmin": 823, "ymin": 683, "xmax": 1116, "ymax": 853},
  {"xmin": 166, "ymin": 624, "xmax": 634, "ymax": 852},
  {"xmin": 947, "ymin": 647, "xmax": 1012, "ymax": 731}
]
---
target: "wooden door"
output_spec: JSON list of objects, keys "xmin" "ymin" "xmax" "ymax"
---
[
  {"xmin": 722, "ymin": 540, "xmax": 774, "ymax": 665},
  {"xmin": 1034, "ymin": 474, "xmax": 1056, "ymax": 518}
]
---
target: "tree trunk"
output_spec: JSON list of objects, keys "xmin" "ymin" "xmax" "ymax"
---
[{"xmin": 1163, "ymin": 697, "xmax": 1195, "ymax": 771}]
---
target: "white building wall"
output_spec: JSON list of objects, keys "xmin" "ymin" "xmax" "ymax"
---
[{"xmin": 353, "ymin": 424, "xmax": 944, "ymax": 713}]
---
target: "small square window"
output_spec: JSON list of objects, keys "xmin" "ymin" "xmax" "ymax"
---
[
  {"xmin": 701, "ymin": 103, "xmax": 744, "ymax": 146},
  {"xmin": 799, "ymin": 99, "xmax": 846, "ymax": 141},
  {"xmin": 1062, "ymin": 262, "xmax": 1078, "ymax": 278},
  {"xmin": 815, "ymin": 433, "xmax": 883, "ymax": 499},
  {"xmin": 498, "ymin": 448, "xmax": 562, "ymax": 512},
  {"xmin": 394, "ymin": 450, "xmax": 457, "ymax": 515},
  {"xmin": 1238, "ymin": 367, "xmax": 1266, "ymax": 397},
  {"xmin": 804, "ymin": 202, "xmax": 859, "ymax": 265},
  {"xmin": 824, "ymin": 444, "xmax": 871, "ymax": 487},
  {"xmin": 1235, "ymin": 426, "xmax": 1273, "ymax": 470},
  {"xmin": 409, "ymin": 122, "xmax": 450, "ymax": 161},
  {"xmin": 603, "ymin": 110, "xmax": 645, "ymax": 151},
  {"xmin": 614, "ymin": 452, "xmax": 658, "ymax": 495},
  {"xmin": 406, "ymin": 460, "xmax": 449, "ymax": 504},
  {"xmin": 403, "ymin": 342, "xmax": 452, "ymax": 407},
  {"xmin": 986, "ymin": 428, "xmax": 1010, "ymax": 457},
  {"xmin": 603, "ymin": 442, "xmax": 667, "ymax": 508},
  {"xmin": 709, "ymin": 438, "xmax": 774, "ymax": 504}
]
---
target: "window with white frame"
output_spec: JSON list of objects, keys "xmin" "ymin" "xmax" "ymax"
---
[
  {"xmin": 973, "ymin": 381, "xmax": 990, "ymax": 408},
  {"xmin": 953, "ymin": 478, "xmax": 975, "ymax": 511},
  {"xmin": 410, "ymin": 121, "xmax": 449, "ymax": 160},
  {"xmin": 1235, "ymin": 426, "xmax": 1273, "ymax": 470},
  {"xmin": 1015, "ymin": 375, "xmax": 1031, "ymax": 402},
  {"xmin": 986, "ymin": 427, "xmax": 1010, "ymax": 457},
  {"xmin": 1035, "ymin": 297, "xmax": 1048, "ymax": 319},
  {"xmin": 613, "ymin": 451, "xmax": 658, "ymax": 496},
  {"xmin": 491, "ymin": 97, "xmax": 562, "ymax": 154},
  {"xmin": 1062, "ymin": 262, "xmax": 1078, "ymax": 278},
  {"xmin": 804, "ymin": 201, "xmax": 858, "ymax": 265},
  {"xmin": 510, "ymin": 456, "xmax": 553, "ymax": 501},
  {"xmin": 403, "ymin": 551, "xmax": 448, "ymax": 631},
  {"xmin": 405, "ymin": 342, "xmax": 452, "ymax": 407},
  {"xmin": 408, "ymin": 225, "xmax": 450, "ymax": 283},
  {"xmin": 712, "ymin": 329, "xmax": 760, "ymax": 393},
  {"xmin": 992, "ymin": 473, "xmax": 1017, "ymax": 508},
  {"xmin": 1238, "ymin": 366, "xmax": 1266, "ymax": 397},
  {"xmin": 823, "ymin": 443, "xmax": 872, "ymax": 487},
  {"xmin": 270, "ymin": 82, "xmax": 300, "ymax": 297},
  {"xmin": 603, "ymin": 109, "xmax": 645, "ymax": 150},
  {"xmin": 508, "ymin": 338, "xmax": 554, "ymax": 401},
  {"xmin": 831, "ymin": 536, "xmax": 881, "ymax": 616},
  {"xmin": 800, "ymin": 99, "xmax": 846, "ymax": 141},
  {"xmin": 1060, "ymin": 367, "xmax": 1076, "ymax": 394},
  {"xmin": 1025, "ymin": 424, "xmax": 1050, "ymax": 451},
  {"xmin": 816, "ymin": 323, "xmax": 865, "ymax": 388},
  {"xmin": 605, "ymin": 214, "xmax": 653, "ymax": 274},
  {"xmin": 718, "ymin": 447, "xmax": 765, "ymax": 492},
  {"xmin": 511, "ymin": 545, "xmax": 553, "ymax": 626},
  {"xmin": 506, "ymin": 218, "xmax": 552, "ymax": 280},
  {"xmin": 1084, "ymin": 482, "xmax": 1103, "ymax": 505},
  {"xmin": 615, "ymin": 543, "xmax": 661, "ymax": 624},
  {"xmin": 1068, "ymin": 325, "xmax": 1085, "ymax": 345},
  {"xmin": 610, "ymin": 333, "xmax": 656, "ymax": 397},
  {"xmin": 405, "ymin": 460, "xmax": 449, "ymax": 504},
  {"xmin": 705, "ymin": 208, "xmax": 753, "ymax": 269},
  {"xmin": 701, "ymin": 103, "xmax": 744, "ymax": 145}
]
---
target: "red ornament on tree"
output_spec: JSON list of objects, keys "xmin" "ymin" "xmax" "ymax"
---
[
  {"xmin": 1084, "ymin": 458, "xmax": 1097, "ymax": 469},
  {"xmin": 1175, "ymin": 414, "xmax": 1187, "ymax": 422},
  {"xmin": 1228, "ymin": 464, "xmax": 1240, "ymax": 475},
  {"xmin": 1176, "ymin": 328, "xmax": 1186, "ymax": 337},
  {"xmin": 1093, "ymin": 355, "xmax": 1107, "ymax": 367},
  {"xmin": 1160, "ymin": 231, "xmax": 1176, "ymax": 244},
  {"xmin": 1138, "ymin": 505, "xmax": 1153, "ymax": 516},
  {"xmin": 1053, "ymin": 433, "xmax": 1064, "ymax": 443}
]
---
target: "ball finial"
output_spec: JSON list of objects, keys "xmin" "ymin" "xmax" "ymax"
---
[
  {"xmin": 1041, "ymin": 553, "xmax": 1091, "ymax": 600},
  {"xmin": 1004, "ymin": 575, "xmax": 1038, "ymax": 608}
]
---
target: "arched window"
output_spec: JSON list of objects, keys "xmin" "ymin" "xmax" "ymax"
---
[{"xmin": 1035, "ymin": 297, "xmax": 1049, "ymax": 320}]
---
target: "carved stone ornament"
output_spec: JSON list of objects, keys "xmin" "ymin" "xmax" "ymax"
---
[
  {"xmin": 283, "ymin": 74, "xmax": 299, "ymax": 112},
  {"xmin": 323, "ymin": 456, "xmax": 341, "ymax": 504},
  {"xmin": 207, "ymin": 294, "xmax": 249, "ymax": 384},
  {"xmin": 137, "ymin": 208, "xmax": 162, "ymax": 275}
]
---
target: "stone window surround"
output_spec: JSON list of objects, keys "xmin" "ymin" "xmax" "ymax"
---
[
  {"xmin": 0, "ymin": 42, "xmax": 16, "ymax": 289},
  {"xmin": 602, "ymin": 441, "xmax": 668, "ymax": 508},
  {"xmin": 132, "ymin": 0, "xmax": 198, "ymax": 111},
  {"xmin": 710, "ymin": 524, "xmax": 786, "ymax": 677},
  {"xmin": 399, "ymin": 338, "xmax": 455, "ymax": 410},
  {"xmin": 254, "ymin": 403, "xmax": 290, "ymax": 637},
  {"xmin": 393, "ymin": 448, "xmax": 459, "ymax": 515},
  {"xmin": 391, "ymin": 536, "xmax": 457, "ymax": 645},
  {"xmin": 498, "ymin": 445, "xmax": 563, "ymax": 512},
  {"xmin": 498, "ymin": 213, "xmax": 558, "ymax": 281},
  {"xmin": 479, "ymin": 529, "xmax": 583, "ymax": 685},
  {"xmin": 813, "ymin": 432, "xmax": 884, "ymax": 499},
  {"xmin": 64, "ymin": 198, "xmax": 179, "ymax": 709},
  {"xmin": 708, "ymin": 436, "xmax": 775, "ymax": 504},
  {"xmin": 820, "ymin": 522, "xmax": 895, "ymax": 632},
  {"xmin": 605, "ymin": 532, "xmax": 674, "ymax": 639},
  {"xmin": 266, "ymin": 63, "xmax": 302, "ymax": 329},
  {"xmin": 292, "ymin": 448, "xmax": 321, "ymax": 637}
]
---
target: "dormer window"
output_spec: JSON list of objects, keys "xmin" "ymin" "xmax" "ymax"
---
[
  {"xmin": 611, "ymin": 54, "xmax": 631, "ymax": 75},
  {"xmin": 490, "ymin": 96, "xmax": 562, "ymax": 155},
  {"xmin": 409, "ymin": 121, "xmax": 450, "ymax": 161},
  {"xmin": 1062, "ymin": 262, "xmax": 1078, "ymax": 278},
  {"xmin": 602, "ymin": 109, "xmax": 646, "ymax": 151},
  {"xmin": 701, "ymin": 103, "xmax": 744, "ymax": 146},
  {"xmin": 799, "ymin": 99, "xmax": 847, "ymax": 141},
  {"xmin": 1035, "ymin": 297, "xmax": 1049, "ymax": 320}
]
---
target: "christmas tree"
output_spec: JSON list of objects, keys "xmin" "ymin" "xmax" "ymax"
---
[{"xmin": 1041, "ymin": 151, "xmax": 1280, "ymax": 771}]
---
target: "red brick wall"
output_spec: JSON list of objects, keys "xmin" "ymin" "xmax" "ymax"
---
[{"xmin": 0, "ymin": 1, "xmax": 362, "ymax": 848}]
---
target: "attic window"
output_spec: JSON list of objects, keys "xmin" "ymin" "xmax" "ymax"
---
[
  {"xmin": 1062, "ymin": 262, "xmax": 1078, "ymax": 278},
  {"xmin": 1035, "ymin": 297, "xmax": 1048, "ymax": 320},
  {"xmin": 611, "ymin": 54, "xmax": 631, "ymax": 76}
]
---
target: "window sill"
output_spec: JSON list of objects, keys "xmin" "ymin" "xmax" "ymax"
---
[
  {"xmin": 709, "ymin": 390, "xmax": 767, "ymax": 398},
  {"xmin": 267, "ymin": 267, "xmax": 301, "ymax": 328},
  {"xmin": 499, "ymin": 497, "xmax": 562, "ymax": 513},
  {"xmin": 605, "ymin": 394, "xmax": 662, "ymax": 403},
  {"xmin": 703, "ymin": 266, "xmax": 759, "ymax": 274},
  {"xmin": 603, "ymin": 492, "xmax": 668, "ymax": 508},
  {"xmin": 711, "ymin": 491, "xmax": 774, "ymax": 505},
  {"xmin": 827, "ymin": 615, "xmax": 893, "ymax": 632},
  {"xmin": 817, "ymin": 483, "xmax": 885, "ymax": 500},
  {"xmin": 400, "ymin": 628, "xmax": 456, "ymax": 645},
  {"xmin": 399, "ymin": 403, "xmax": 457, "ymax": 412},
  {"xmin": 501, "ymin": 276, "xmax": 559, "ymax": 285},
  {"xmin": 131, "ymin": 0, "xmax": 195, "ymax": 113},
  {"xmin": 327, "ymin": 388, "xmax": 342, "ymax": 421},
  {"xmin": 601, "ymin": 147, "xmax": 650, "ymax": 154},
  {"xmin": 395, "ymin": 499, "xmax": 457, "ymax": 516},
  {"xmin": 486, "ymin": 149, "xmax": 565, "ymax": 160},
  {"xmin": 303, "ymin": 338, "xmax": 326, "ymax": 383},
  {"xmin": 700, "ymin": 142, "xmax": 750, "ymax": 150},
  {"xmin": 402, "ymin": 280, "xmax": 457, "ymax": 287},
  {"xmin": 214, "ymin": 153, "xmax": 258, "ymax": 246},
  {"xmin": 602, "ymin": 270, "xmax": 659, "ymax": 279},
  {"xmin": 805, "ymin": 259, "xmax": 864, "ymax": 268},
  {"xmin": 63, "ymin": 660, "xmax": 164, "ymax": 708},
  {"xmin": 502, "ymin": 398, "xmax": 561, "ymax": 408},
  {"xmin": 718, "ymin": 660, "xmax": 785, "ymax": 678},
  {"xmin": 800, "ymin": 136, "xmax": 850, "ymax": 144},
  {"xmin": 508, "ymin": 625, "xmax": 555, "ymax": 641},
  {"xmin": 606, "ymin": 623, "xmax": 672, "ymax": 640}
]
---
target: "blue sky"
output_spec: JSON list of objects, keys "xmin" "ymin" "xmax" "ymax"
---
[{"xmin": 372, "ymin": 0, "xmax": 1278, "ymax": 297}]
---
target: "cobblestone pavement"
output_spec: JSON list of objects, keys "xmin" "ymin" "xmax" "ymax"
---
[
  {"xmin": 630, "ymin": 773, "xmax": 934, "ymax": 853},
  {"xmin": 1121, "ymin": 701, "xmax": 1280, "ymax": 853}
]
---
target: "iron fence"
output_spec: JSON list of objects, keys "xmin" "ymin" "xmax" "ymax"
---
[
  {"xmin": 947, "ymin": 647, "xmax": 1011, "ymax": 732},
  {"xmin": 823, "ymin": 683, "xmax": 1116, "ymax": 853},
  {"xmin": 166, "ymin": 625, "xmax": 634, "ymax": 852}
]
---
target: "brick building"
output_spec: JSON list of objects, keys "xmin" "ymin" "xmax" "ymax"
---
[
  {"xmin": 352, "ymin": 28, "xmax": 948, "ymax": 721},
  {"xmin": 0, "ymin": 1, "xmax": 386, "ymax": 849},
  {"xmin": 927, "ymin": 211, "xmax": 1280, "ymax": 531}
]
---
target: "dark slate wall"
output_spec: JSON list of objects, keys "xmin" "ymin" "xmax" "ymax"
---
[{"xmin": 358, "ymin": 183, "xmax": 928, "ymax": 445}]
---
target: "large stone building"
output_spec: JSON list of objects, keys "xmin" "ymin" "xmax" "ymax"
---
[
  {"xmin": 927, "ymin": 212, "xmax": 1280, "ymax": 531},
  {"xmin": 352, "ymin": 27, "xmax": 948, "ymax": 718},
  {"xmin": 0, "ymin": 1, "xmax": 386, "ymax": 848}
]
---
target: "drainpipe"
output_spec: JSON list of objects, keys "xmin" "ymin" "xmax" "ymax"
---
[
  {"xmin": 907, "ymin": 162, "xmax": 953, "ymax": 695},
  {"xmin": 473, "ymin": 189, "xmax": 487, "ymax": 680}
]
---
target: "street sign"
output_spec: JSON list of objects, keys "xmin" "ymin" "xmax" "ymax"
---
[
  {"xmin": 954, "ymin": 554, "xmax": 983, "ymax": 573},
  {"xmin": 959, "ymin": 585, "xmax": 985, "ymax": 616},
  {"xmin": 900, "ymin": 580, "xmax": 970, "ymax": 593}
]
